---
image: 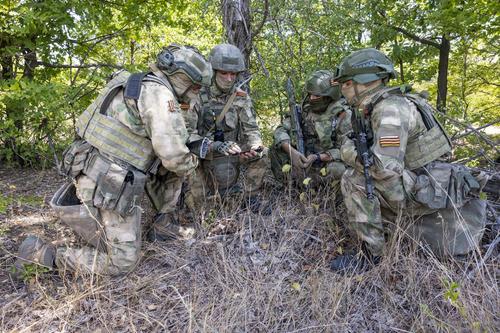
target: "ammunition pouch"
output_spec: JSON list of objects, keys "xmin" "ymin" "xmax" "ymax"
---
[
  {"xmin": 61, "ymin": 139, "xmax": 92, "ymax": 178},
  {"xmin": 413, "ymin": 162, "xmax": 480, "ymax": 209},
  {"xmin": 85, "ymin": 150, "xmax": 147, "ymax": 216},
  {"xmin": 50, "ymin": 182, "xmax": 107, "ymax": 252}
]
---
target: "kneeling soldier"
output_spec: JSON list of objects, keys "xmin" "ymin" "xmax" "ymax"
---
[
  {"xmin": 12, "ymin": 44, "xmax": 212, "ymax": 278},
  {"xmin": 271, "ymin": 70, "xmax": 351, "ymax": 193}
]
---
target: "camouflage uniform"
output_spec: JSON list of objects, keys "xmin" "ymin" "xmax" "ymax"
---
[
  {"xmin": 182, "ymin": 44, "xmax": 267, "ymax": 210},
  {"xmin": 46, "ymin": 45, "xmax": 211, "ymax": 276},
  {"xmin": 271, "ymin": 70, "xmax": 351, "ymax": 189},
  {"xmin": 184, "ymin": 84, "xmax": 267, "ymax": 205},
  {"xmin": 271, "ymin": 98, "xmax": 351, "ymax": 187},
  {"xmin": 336, "ymin": 48, "xmax": 485, "ymax": 259}
]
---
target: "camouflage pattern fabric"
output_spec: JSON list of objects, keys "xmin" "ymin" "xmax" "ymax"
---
[
  {"xmin": 55, "ymin": 175, "xmax": 142, "ymax": 275},
  {"xmin": 271, "ymin": 98, "xmax": 351, "ymax": 187},
  {"xmin": 54, "ymin": 77, "xmax": 196, "ymax": 276},
  {"xmin": 340, "ymin": 91, "xmax": 484, "ymax": 256},
  {"xmin": 182, "ymin": 83, "xmax": 267, "ymax": 204}
]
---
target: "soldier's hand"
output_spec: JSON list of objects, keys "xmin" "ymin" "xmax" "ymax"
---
[
  {"xmin": 211, "ymin": 141, "xmax": 241, "ymax": 155},
  {"xmin": 240, "ymin": 145, "xmax": 264, "ymax": 159},
  {"xmin": 304, "ymin": 154, "xmax": 319, "ymax": 168},
  {"xmin": 289, "ymin": 147, "xmax": 309, "ymax": 169}
]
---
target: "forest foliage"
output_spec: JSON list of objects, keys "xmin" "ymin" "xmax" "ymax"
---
[{"xmin": 0, "ymin": 0, "xmax": 498, "ymax": 167}]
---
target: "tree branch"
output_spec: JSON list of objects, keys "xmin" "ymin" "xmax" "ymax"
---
[
  {"xmin": 35, "ymin": 61, "xmax": 123, "ymax": 69},
  {"xmin": 387, "ymin": 24, "xmax": 441, "ymax": 48},
  {"xmin": 251, "ymin": 0, "xmax": 269, "ymax": 38}
]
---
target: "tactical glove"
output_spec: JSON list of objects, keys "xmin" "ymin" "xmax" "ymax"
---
[{"xmin": 211, "ymin": 141, "xmax": 242, "ymax": 155}]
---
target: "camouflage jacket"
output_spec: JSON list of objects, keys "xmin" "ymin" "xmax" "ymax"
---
[
  {"xmin": 274, "ymin": 98, "xmax": 351, "ymax": 160},
  {"xmin": 184, "ymin": 84, "xmax": 263, "ymax": 150},
  {"xmin": 105, "ymin": 79, "xmax": 197, "ymax": 176}
]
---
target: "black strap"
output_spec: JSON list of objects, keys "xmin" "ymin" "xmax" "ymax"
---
[
  {"xmin": 99, "ymin": 86, "xmax": 123, "ymax": 115},
  {"xmin": 124, "ymin": 72, "xmax": 149, "ymax": 100}
]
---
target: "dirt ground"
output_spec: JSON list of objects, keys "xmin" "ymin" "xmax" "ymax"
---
[{"xmin": 0, "ymin": 166, "xmax": 498, "ymax": 332}]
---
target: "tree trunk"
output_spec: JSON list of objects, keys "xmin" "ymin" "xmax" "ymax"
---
[
  {"xmin": 436, "ymin": 36, "xmax": 450, "ymax": 112},
  {"xmin": 222, "ymin": 0, "xmax": 252, "ymax": 71}
]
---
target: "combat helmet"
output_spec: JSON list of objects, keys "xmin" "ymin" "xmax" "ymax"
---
[
  {"xmin": 334, "ymin": 48, "xmax": 397, "ymax": 84},
  {"xmin": 209, "ymin": 43, "xmax": 246, "ymax": 72},
  {"xmin": 305, "ymin": 70, "xmax": 341, "ymax": 101},
  {"xmin": 157, "ymin": 44, "xmax": 212, "ymax": 86}
]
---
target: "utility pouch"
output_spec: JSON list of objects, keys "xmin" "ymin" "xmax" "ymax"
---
[
  {"xmin": 414, "ymin": 162, "xmax": 480, "ymax": 209},
  {"xmin": 61, "ymin": 139, "xmax": 92, "ymax": 178},
  {"xmin": 115, "ymin": 169, "xmax": 147, "ymax": 216},
  {"xmin": 93, "ymin": 163, "xmax": 128, "ymax": 212}
]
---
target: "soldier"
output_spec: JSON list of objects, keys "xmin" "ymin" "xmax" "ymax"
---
[
  {"xmin": 330, "ymin": 48, "xmax": 486, "ymax": 273},
  {"xmin": 182, "ymin": 43, "xmax": 268, "ymax": 214},
  {"xmin": 270, "ymin": 70, "xmax": 351, "ymax": 191},
  {"xmin": 12, "ymin": 44, "xmax": 212, "ymax": 278}
]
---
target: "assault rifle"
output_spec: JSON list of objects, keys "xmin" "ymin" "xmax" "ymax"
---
[
  {"xmin": 350, "ymin": 108, "xmax": 375, "ymax": 200},
  {"xmin": 285, "ymin": 78, "xmax": 305, "ymax": 154}
]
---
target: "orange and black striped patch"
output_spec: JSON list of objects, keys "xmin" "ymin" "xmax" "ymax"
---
[
  {"xmin": 168, "ymin": 100, "xmax": 175, "ymax": 112},
  {"xmin": 236, "ymin": 89, "xmax": 247, "ymax": 97},
  {"xmin": 379, "ymin": 135, "xmax": 400, "ymax": 147},
  {"xmin": 180, "ymin": 103, "xmax": 190, "ymax": 111}
]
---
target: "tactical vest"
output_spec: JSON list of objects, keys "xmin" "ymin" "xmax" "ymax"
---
[
  {"xmin": 364, "ymin": 86, "xmax": 452, "ymax": 170},
  {"xmin": 301, "ymin": 99, "xmax": 350, "ymax": 155},
  {"xmin": 76, "ymin": 71, "xmax": 173, "ymax": 172},
  {"xmin": 199, "ymin": 87, "xmax": 241, "ymax": 143}
]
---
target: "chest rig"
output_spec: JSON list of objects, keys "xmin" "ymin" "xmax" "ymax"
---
[{"xmin": 76, "ymin": 71, "xmax": 174, "ymax": 172}]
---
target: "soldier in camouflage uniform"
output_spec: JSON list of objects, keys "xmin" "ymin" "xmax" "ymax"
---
[
  {"xmin": 182, "ymin": 43, "xmax": 268, "ymax": 214},
  {"xmin": 12, "ymin": 44, "xmax": 212, "ymax": 278},
  {"xmin": 271, "ymin": 70, "xmax": 351, "ymax": 191},
  {"xmin": 330, "ymin": 48, "xmax": 486, "ymax": 273}
]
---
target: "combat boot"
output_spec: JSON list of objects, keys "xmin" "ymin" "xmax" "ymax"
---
[
  {"xmin": 11, "ymin": 235, "xmax": 56, "ymax": 280},
  {"xmin": 147, "ymin": 213, "xmax": 195, "ymax": 242}
]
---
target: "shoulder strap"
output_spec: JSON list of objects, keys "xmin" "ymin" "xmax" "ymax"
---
[
  {"xmin": 124, "ymin": 72, "xmax": 149, "ymax": 100},
  {"xmin": 216, "ymin": 91, "xmax": 239, "ymax": 124}
]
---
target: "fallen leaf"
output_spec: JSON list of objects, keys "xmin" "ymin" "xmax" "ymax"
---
[{"xmin": 291, "ymin": 282, "xmax": 301, "ymax": 292}]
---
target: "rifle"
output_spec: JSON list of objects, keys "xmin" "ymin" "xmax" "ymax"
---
[
  {"xmin": 285, "ymin": 78, "xmax": 305, "ymax": 154},
  {"xmin": 350, "ymin": 108, "xmax": 375, "ymax": 200}
]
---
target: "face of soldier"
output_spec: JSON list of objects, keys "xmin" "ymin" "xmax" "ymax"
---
[
  {"xmin": 309, "ymin": 94, "xmax": 331, "ymax": 112},
  {"xmin": 340, "ymin": 80, "xmax": 356, "ymax": 104},
  {"xmin": 215, "ymin": 71, "xmax": 237, "ymax": 92},
  {"xmin": 169, "ymin": 73, "xmax": 201, "ymax": 103}
]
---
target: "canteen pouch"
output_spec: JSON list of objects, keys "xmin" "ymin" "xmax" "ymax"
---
[
  {"xmin": 414, "ymin": 162, "xmax": 480, "ymax": 209},
  {"xmin": 61, "ymin": 139, "xmax": 92, "ymax": 178}
]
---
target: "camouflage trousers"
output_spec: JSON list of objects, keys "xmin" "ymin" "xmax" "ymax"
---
[
  {"xmin": 341, "ymin": 168, "xmax": 486, "ymax": 257},
  {"xmin": 269, "ymin": 145, "xmax": 346, "ymax": 190},
  {"xmin": 184, "ymin": 149, "xmax": 269, "ymax": 212},
  {"xmin": 55, "ymin": 168, "xmax": 183, "ymax": 276},
  {"xmin": 55, "ymin": 174, "xmax": 142, "ymax": 276}
]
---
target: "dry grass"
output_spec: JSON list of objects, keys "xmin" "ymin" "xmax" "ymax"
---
[{"xmin": 1, "ymin": 167, "xmax": 498, "ymax": 332}]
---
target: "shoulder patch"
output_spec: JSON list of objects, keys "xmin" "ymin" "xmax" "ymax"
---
[
  {"xmin": 168, "ymin": 100, "xmax": 175, "ymax": 112},
  {"xmin": 236, "ymin": 89, "xmax": 247, "ymax": 97},
  {"xmin": 379, "ymin": 135, "xmax": 400, "ymax": 147}
]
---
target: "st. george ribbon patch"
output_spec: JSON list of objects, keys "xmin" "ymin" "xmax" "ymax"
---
[{"xmin": 379, "ymin": 135, "xmax": 400, "ymax": 147}]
